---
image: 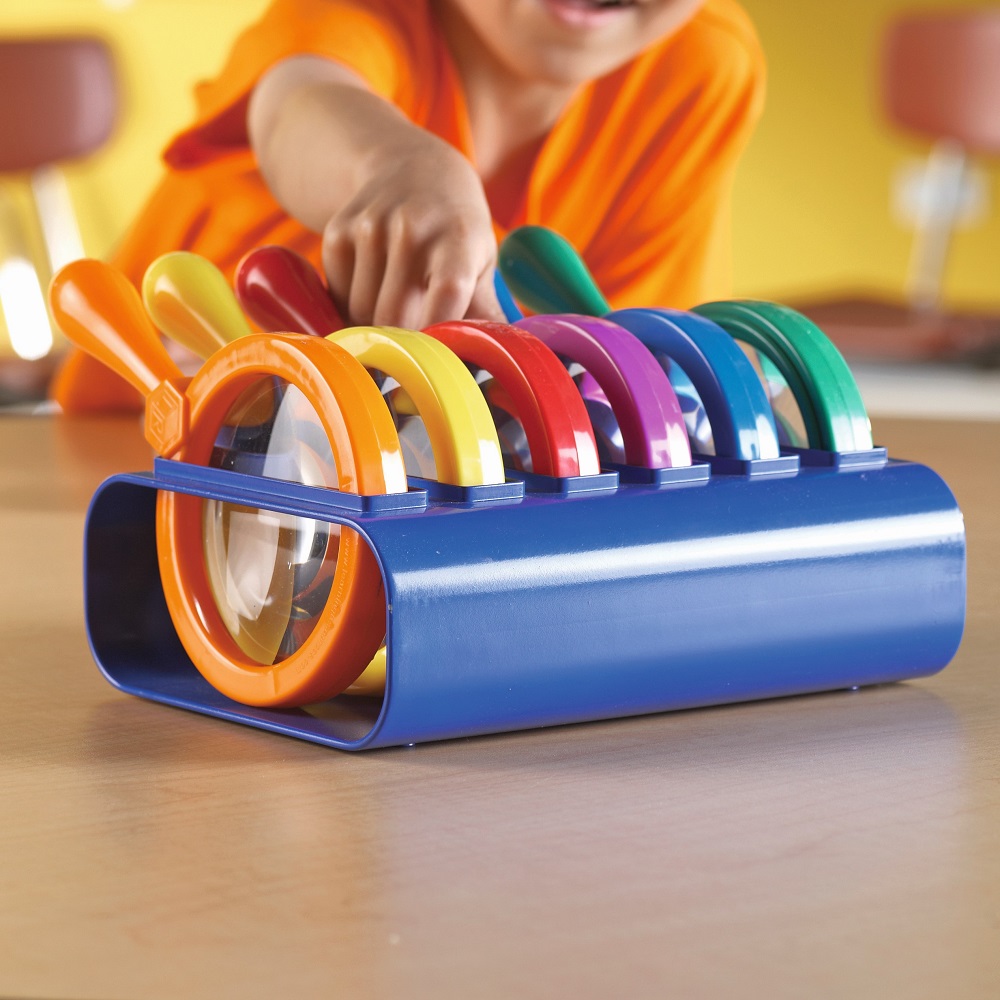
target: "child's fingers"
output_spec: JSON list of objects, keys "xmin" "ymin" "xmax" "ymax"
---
[
  {"xmin": 419, "ymin": 270, "xmax": 479, "ymax": 330},
  {"xmin": 371, "ymin": 228, "xmax": 426, "ymax": 329},
  {"xmin": 345, "ymin": 217, "xmax": 388, "ymax": 325},
  {"xmin": 417, "ymin": 235, "xmax": 492, "ymax": 329},
  {"xmin": 466, "ymin": 269, "xmax": 505, "ymax": 323},
  {"xmin": 321, "ymin": 225, "xmax": 356, "ymax": 323}
]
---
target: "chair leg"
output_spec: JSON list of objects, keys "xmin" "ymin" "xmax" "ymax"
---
[
  {"xmin": 904, "ymin": 139, "xmax": 968, "ymax": 312},
  {"xmin": 30, "ymin": 165, "xmax": 86, "ymax": 273},
  {"xmin": 0, "ymin": 182, "xmax": 53, "ymax": 364}
]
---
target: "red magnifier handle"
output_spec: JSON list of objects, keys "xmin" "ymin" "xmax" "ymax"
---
[{"xmin": 235, "ymin": 245, "xmax": 345, "ymax": 337}]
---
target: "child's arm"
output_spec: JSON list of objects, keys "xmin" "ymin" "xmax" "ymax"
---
[{"xmin": 248, "ymin": 54, "xmax": 502, "ymax": 329}]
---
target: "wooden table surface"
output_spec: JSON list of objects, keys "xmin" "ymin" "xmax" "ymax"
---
[{"xmin": 1, "ymin": 413, "xmax": 997, "ymax": 1000}]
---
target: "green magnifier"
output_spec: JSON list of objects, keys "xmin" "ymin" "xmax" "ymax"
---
[
  {"xmin": 694, "ymin": 301, "xmax": 872, "ymax": 453},
  {"xmin": 499, "ymin": 225, "xmax": 873, "ymax": 455}
]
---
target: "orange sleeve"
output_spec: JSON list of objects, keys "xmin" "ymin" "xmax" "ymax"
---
[{"xmin": 164, "ymin": 0, "xmax": 422, "ymax": 169}]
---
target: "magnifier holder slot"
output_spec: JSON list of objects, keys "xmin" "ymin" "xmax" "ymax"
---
[
  {"xmin": 694, "ymin": 453, "xmax": 801, "ymax": 479},
  {"xmin": 603, "ymin": 461, "xmax": 711, "ymax": 486},
  {"xmin": 406, "ymin": 475, "xmax": 525, "ymax": 505},
  {"xmin": 512, "ymin": 469, "xmax": 620, "ymax": 496},
  {"xmin": 785, "ymin": 445, "xmax": 890, "ymax": 471},
  {"xmin": 85, "ymin": 454, "xmax": 965, "ymax": 750}
]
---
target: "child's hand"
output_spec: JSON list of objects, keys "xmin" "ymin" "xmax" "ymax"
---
[
  {"xmin": 250, "ymin": 55, "xmax": 503, "ymax": 330},
  {"xmin": 322, "ymin": 130, "xmax": 503, "ymax": 329}
]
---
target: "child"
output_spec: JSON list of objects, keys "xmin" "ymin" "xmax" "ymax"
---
[{"xmin": 52, "ymin": 0, "xmax": 764, "ymax": 411}]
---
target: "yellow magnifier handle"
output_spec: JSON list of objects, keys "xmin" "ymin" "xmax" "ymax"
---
[
  {"xmin": 142, "ymin": 251, "xmax": 253, "ymax": 360},
  {"xmin": 347, "ymin": 646, "xmax": 386, "ymax": 696},
  {"xmin": 326, "ymin": 326, "xmax": 505, "ymax": 487}
]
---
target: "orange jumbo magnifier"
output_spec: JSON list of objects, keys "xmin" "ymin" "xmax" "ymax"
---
[
  {"xmin": 49, "ymin": 259, "xmax": 408, "ymax": 708},
  {"xmin": 97, "ymin": 251, "xmax": 509, "ymax": 699}
]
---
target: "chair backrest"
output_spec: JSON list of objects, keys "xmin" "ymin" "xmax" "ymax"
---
[
  {"xmin": 882, "ymin": 9, "xmax": 1000, "ymax": 155},
  {"xmin": 0, "ymin": 37, "xmax": 118, "ymax": 173}
]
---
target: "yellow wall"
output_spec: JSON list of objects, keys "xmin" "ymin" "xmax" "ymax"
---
[
  {"xmin": 2, "ymin": 0, "xmax": 997, "ymax": 308},
  {"xmin": 735, "ymin": 0, "xmax": 1000, "ymax": 307},
  {"xmin": 0, "ymin": 0, "xmax": 269, "ymax": 259}
]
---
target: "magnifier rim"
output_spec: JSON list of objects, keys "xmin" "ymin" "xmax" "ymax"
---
[
  {"xmin": 326, "ymin": 325, "xmax": 505, "ymax": 487},
  {"xmin": 607, "ymin": 308, "xmax": 781, "ymax": 463},
  {"xmin": 693, "ymin": 300, "xmax": 873, "ymax": 453},
  {"xmin": 515, "ymin": 314, "xmax": 692, "ymax": 469},
  {"xmin": 155, "ymin": 333, "xmax": 406, "ymax": 708},
  {"xmin": 425, "ymin": 319, "xmax": 601, "ymax": 478}
]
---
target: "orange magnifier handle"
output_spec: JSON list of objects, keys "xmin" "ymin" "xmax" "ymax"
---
[
  {"xmin": 49, "ymin": 259, "xmax": 190, "ymax": 457},
  {"xmin": 235, "ymin": 245, "xmax": 345, "ymax": 337},
  {"xmin": 143, "ymin": 252, "xmax": 253, "ymax": 360},
  {"xmin": 51, "ymin": 258, "xmax": 409, "ymax": 711}
]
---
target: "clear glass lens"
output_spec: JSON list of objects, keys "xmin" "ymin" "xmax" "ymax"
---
[
  {"xmin": 569, "ymin": 366, "xmax": 623, "ymax": 467},
  {"xmin": 739, "ymin": 344, "xmax": 808, "ymax": 448},
  {"xmin": 655, "ymin": 354, "xmax": 713, "ymax": 456},
  {"xmin": 203, "ymin": 378, "xmax": 340, "ymax": 665},
  {"xmin": 582, "ymin": 395, "xmax": 624, "ymax": 466},
  {"xmin": 479, "ymin": 375, "xmax": 532, "ymax": 473},
  {"xmin": 373, "ymin": 372, "xmax": 436, "ymax": 479}
]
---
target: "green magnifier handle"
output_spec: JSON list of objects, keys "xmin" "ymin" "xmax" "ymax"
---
[{"xmin": 498, "ymin": 225, "xmax": 611, "ymax": 317}]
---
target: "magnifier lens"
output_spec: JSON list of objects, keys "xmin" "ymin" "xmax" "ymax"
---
[
  {"xmin": 203, "ymin": 377, "xmax": 341, "ymax": 665},
  {"xmin": 738, "ymin": 344, "xmax": 807, "ymax": 448},
  {"xmin": 652, "ymin": 353, "xmax": 713, "ymax": 456},
  {"xmin": 373, "ymin": 371, "xmax": 437, "ymax": 479},
  {"xmin": 568, "ymin": 366, "xmax": 624, "ymax": 466},
  {"xmin": 477, "ymin": 374, "xmax": 533, "ymax": 473}
]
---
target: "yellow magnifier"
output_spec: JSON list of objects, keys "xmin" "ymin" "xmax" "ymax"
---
[{"xmin": 325, "ymin": 326, "xmax": 506, "ymax": 694}]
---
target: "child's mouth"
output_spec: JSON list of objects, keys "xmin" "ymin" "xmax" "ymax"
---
[{"xmin": 540, "ymin": 0, "xmax": 642, "ymax": 29}]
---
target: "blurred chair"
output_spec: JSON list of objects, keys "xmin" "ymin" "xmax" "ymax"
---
[
  {"xmin": 0, "ymin": 36, "xmax": 118, "ymax": 404},
  {"xmin": 798, "ymin": 9, "xmax": 1000, "ymax": 364}
]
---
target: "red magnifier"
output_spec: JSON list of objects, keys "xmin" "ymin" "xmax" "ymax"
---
[
  {"xmin": 236, "ymin": 246, "xmax": 602, "ymax": 479},
  {"xmin": 236, "ymin": 245, "xmax": 344, "ymax": 337},
  {"xmin": 424, "ymin": 321, "xmax": 600, "ymax": 478}
]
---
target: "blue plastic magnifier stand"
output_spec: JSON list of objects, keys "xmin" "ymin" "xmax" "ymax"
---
[
  {"xmin": 84, "ymin": 451, "xmax": 967, "ymax": 749},
  {"xmin": 607, "ymin": 308, "xmax": 781, "ymax": 464}
]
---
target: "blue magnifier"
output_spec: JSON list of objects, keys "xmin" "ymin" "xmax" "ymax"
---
[
  {"xmin": 499, "ymin": 226, "xmax": 781, "ymax": 464},
  {"xmin": 607, "ymin": 308, "xmax": 780, "ymax": 462}
]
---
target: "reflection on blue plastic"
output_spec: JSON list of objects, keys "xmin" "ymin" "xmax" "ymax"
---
[
  {"xmin": 493, "ymin": 270, "xmax": 524, "ymax": 322},
  {"xmin": 84, "ymin": 453, "xmax": 966, "ymax": 751}
]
